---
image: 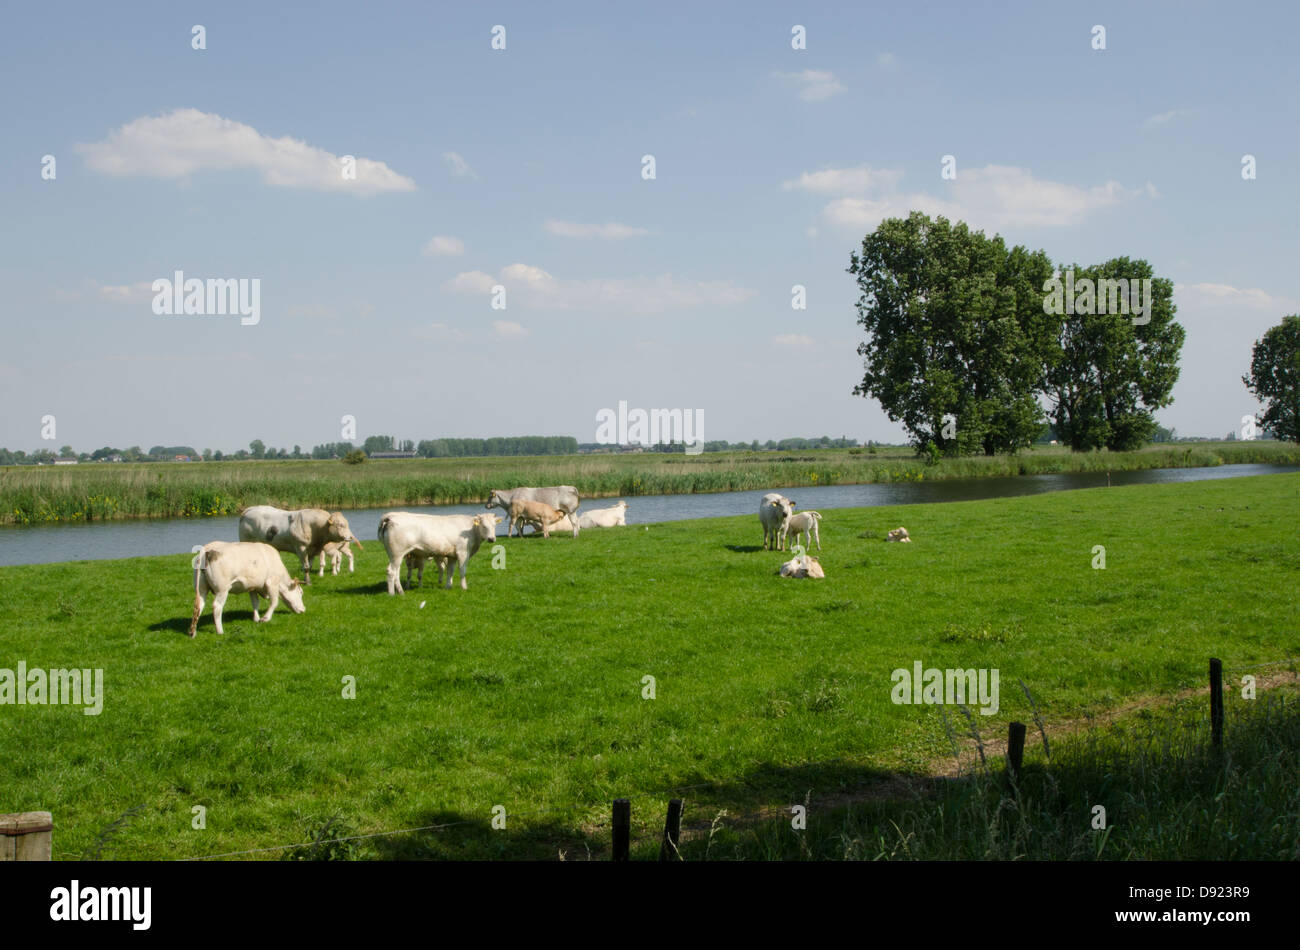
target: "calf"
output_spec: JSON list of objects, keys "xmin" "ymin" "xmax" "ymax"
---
[
  {"xmin": 759, "ymin": 492, "xmax": 796, "ymax": 551},
  {"xmin": 403, "ymin": 552, "xmax": 451, "ymax": 589},
  {"xmin": 779, "ymin": 555, "xmax": 825, "ymax": 579},
  {"xmin": 507, "ymin": 499, "xmax": 568, "ymax": 538},
  {"xmin": 378, "ymin": 512, "xmax": 500, "ymax": 595},
  {"xmin": 886, "ymin": 527, "xmax": 911, "ymax": 543},
  {"xmin": 786, "ymin": 511, "xmax": 822, "ymax": 551},
  {"xmin": 190, "ymin": 541, "xmax": 306, "ymax": 637},
  {"xmin": 317, "ymin": 539, "xmax": 356, "ymax": 576}
]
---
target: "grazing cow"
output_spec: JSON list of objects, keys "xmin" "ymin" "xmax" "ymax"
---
[
  {"xmin": 779, "ymin": 554, "xmax": 825, "ymax": 579},
  {"xmin": 577, "ymin": 500, "xmax": 629, "ymax": 529},
  {"xmin": 508, "ymin": 499, "xmax": 568, "ymax": 539},
  {"xmin": 486, "ymin": 486, "xmax": 580, "ymax": 537},
  {"xmin": 759, "ymin": 492, "xmax": 796, "ymax": 551},
  {"xmin": 189, "ymin": 541, "xmax": 305, "ymax": 637},
  {"xmin": 378, "ymin": 512, "xmax": 500, "ymax": 595},
  {"xmin": 403, "ymin": 552, "xmax": 451, "ymax": 589},
  {"xmin": 786, "ymin": 511, "xmax": 822, "ymax": 551},
  {"xmin": 317, "ymin": 539, "xmax": 356, "ymax": 576},
  {"xmin": 238, "ymin": 505, "xmax": 363, "ymax": 584},
  {"xmin": 887, "ymin": 527, "xmax": 911, "ymax": 543}
]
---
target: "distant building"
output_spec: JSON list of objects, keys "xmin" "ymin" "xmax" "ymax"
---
[
  {"xmin": 368, "ymin": 451, "xmax": 418, "ymax": 459},
  {"xmin": 53, "ymin": 457, "xmax": 78, "ymax": 465}
]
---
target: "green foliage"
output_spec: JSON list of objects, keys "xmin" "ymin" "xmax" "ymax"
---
[
  {"xmin": 848, "ymin": 212, "xmax": 1055, "ymax": 456},
  {"xmin": 1243, "ymin": 314, "xmax": 1300, "ymax": 443},
  {"xmin": 342, "ymin": 449, "xmax": 367, "ymax": 465},
  {"xmin": 1045, "ymin": 258, "xmax": 1185, "ymax": 451}
]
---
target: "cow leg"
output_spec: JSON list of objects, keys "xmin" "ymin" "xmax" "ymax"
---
[
  {"xmin": 318, "ymin": 554, "xmax": 325, "ymax": 577},
  {"xmin": 387, "ymin": 555, "xmax": 404, "ymax": 596},
  {"xmin": 212, "ymin": 589, "xmax": 230, "ymax": 635},
  {"xmin": 300, "ymin": 548, "xmax": 312, "ymax": 585},
  {"xmin": 345, "ymin": 549, "xmax": 354, "ymax": 573},
  {"xmin": 813, "ymin": 524, "xmax": 821, "ymax": 551},
  {"xmin": 250, "ymin": 590, "xmax": 262, "ymax": 622},
  {"xmin": 262, "ymin": 588, "xmax": 280, "ymax": 623}
]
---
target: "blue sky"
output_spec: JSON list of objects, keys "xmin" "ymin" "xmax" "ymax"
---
[{"xmin": 2, "ymin": 1, "xmax": 1297, "ymax": 451}]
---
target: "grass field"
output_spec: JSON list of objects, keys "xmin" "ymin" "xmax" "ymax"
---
[
  {"xmin": 2, "ymin": 440, "xmax": 1297, "ymax": 525},
  {"xmin": 1, "ymin": 473, "xmax": 1297, "ymax": 859}
]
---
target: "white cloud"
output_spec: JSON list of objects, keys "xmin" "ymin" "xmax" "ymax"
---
[
  {"xmin": 773, "ymin": 334, "xmax": 814, "ymax": 348},
  {"xmin": 1174, "ymin": 282, "xmax": 1288, "ymax": 310},
  {"xmin": 783, "ymin": 165, "xmax": 904, "ymax": 196},
  {"xmin": 544, "ymin": 219, "xmax": 650, "ymax": 239},
  {"xmin": 443, "ymin": 151, "xmax": 476, "ymax": 178},
  {"xmin": 97, "ymin": 281, "xmax": 156, "ymax": 303},
  {"xmin": 1144, "ymin": 108, "xmax": 1194, "ymax": 127},
  {"xmin": 492, "ymin": 320, "xmax": 528, "ymax": 339},
  {"xmin": 443, "ymin": 263, "xmax": 755, "ymax": 313},
  {"xmin": 76, "ymin": 109, "xmax": 416, "ymax": 195},
  {"xmin": 773, "ymin": 69, "xmax": 846, "ymax": 102},
  {"xmin": 423, "ymin": 235, "xmax": 465, "ymax": 256},
  {"xmin": 801, "ymin": 163, "xmax": 1153, "ymax": 232},
  {"xmin": 418, "ymin": 322, "xmax": 470, "ymax": 342}
]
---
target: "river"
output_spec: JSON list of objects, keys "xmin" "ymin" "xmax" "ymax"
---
[{"xmin": 0, "ymin": 463, "xmax": 1295, "ymax": 567}]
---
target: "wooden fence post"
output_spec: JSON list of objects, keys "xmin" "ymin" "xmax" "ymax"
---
[
  {"xmin": 0, "ymin": 812, "xmax": 52, "ymax": 861},
  {"xmin": 659, "ymin": 799, "xmax": 683, "ymax": 861},
  {"xmin": 1210, "ymin": 657, "xmax": 1224, "ymax": 747},
  {"xmin": 611, "ymin": 799, "xmax": 630, "ymax": 861},
  {"xmin": 1006, "ymin": 722, "xmax": 1026, "ymax": 783}
]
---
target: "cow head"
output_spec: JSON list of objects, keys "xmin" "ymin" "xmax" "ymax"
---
[
  {"xmin": 472, "ymin": 514, "xmax": 498, "ymax": 542},
  {"xmin": 327, "ymin": 512, "xmax": 363, "ymax": 549},
  {"xmin": 486, "ymin": 490, "xmax": 509, "ymax": 511},
  {"xmin": 282, "ymin": 577, "xmax": 307, "ymax": 614}
]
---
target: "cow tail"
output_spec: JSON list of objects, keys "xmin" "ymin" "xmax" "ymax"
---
[{"xmin": 378, "ymin": 515, "xmax": 392, "ymax": 541}]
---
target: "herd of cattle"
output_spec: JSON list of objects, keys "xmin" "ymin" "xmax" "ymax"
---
[{"xmin": 186, "ymin": 486, "xmax": 846, "ymax": 637}]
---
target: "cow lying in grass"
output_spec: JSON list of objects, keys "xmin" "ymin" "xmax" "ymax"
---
[
  {"xmin": 779, "ymin": 554, "xmax": 825, "ymax": 579},
  {"xmin": 190, "ymin": 541, "xmax": 306, "ymax": 637},
  {"xmin": 887, "ymin": 527, "xmax": 911, "ymax": 543}
]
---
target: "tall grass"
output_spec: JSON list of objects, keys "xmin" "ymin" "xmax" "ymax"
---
[
  {"xmin": 698, "ymin": 684, "xmax": 1300, "ymax": 861},
  {"xmin": 1, "ymin": 441, "xmax": 1296, "ymax": 524}
]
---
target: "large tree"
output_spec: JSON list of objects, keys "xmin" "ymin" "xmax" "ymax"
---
[
  {"xmin": 849, "ymin": 212, "xmax": 1055, "ymax": 455},
  {"xmin": 1243, "ymin": 314, "xmax": 1300, "ymax": 443},
  {"xmin": 1044, "ymin": 258, "xmax": 1183, "ymax": 451}
]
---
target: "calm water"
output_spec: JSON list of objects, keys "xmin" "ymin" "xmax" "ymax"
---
[{"xmin": 1, "ymin": 463, "xmax": 1296, "ymax": 567}]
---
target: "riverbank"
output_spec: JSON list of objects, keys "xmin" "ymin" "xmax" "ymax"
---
[{"xmin": 2, "ymin": 440, "xmax": 1296, "ymax": 525}]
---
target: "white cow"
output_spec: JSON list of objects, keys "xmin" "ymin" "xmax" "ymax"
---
[
  {"xmin": 317, "ymin": 539, "xmax": 356, "ymax": 576},
  {"xmin": 486, "ymin": 487, "xmax": 580, "ymax": 537},
  {"xmin": 577, "ymin": 500, "xmax": 628, "ymax": 529},
  {"xmin": 378, "ymin": 512, "xmax": 500, "ymax": 595},
  {"xmin": 886, "ymin": 527, "xmax": 911, "ymax": 543},
  {"xmin": 189, "ymin": 541, "xmax": 306, "ymax": 637},
  {"xmin": 786, "ymin": 511, "xmax": 822, "ymax": 551},
  {"xmin": 759, "ymin": 493, "xmax": 796, "ymax": 551},
  {"xmin": 238, "ymin": 505, "xmax": 363, "ymax": 584},
  {"xmin": 779, "ymin": 554, "xmax": 825, "ymax": 579}
]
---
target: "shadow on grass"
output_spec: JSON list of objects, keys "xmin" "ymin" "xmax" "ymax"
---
[{"xmin": 725, "ymin": 544, "xmax": 764, "ymax": 553}]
